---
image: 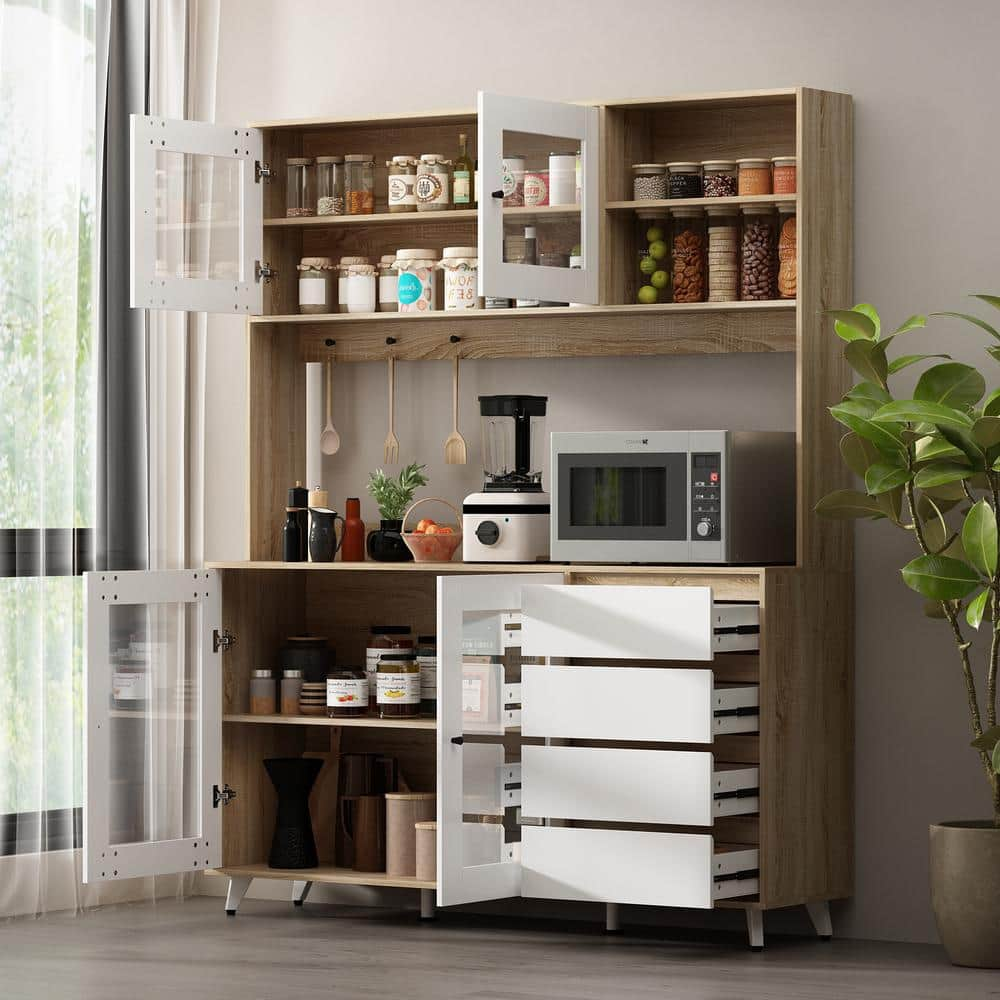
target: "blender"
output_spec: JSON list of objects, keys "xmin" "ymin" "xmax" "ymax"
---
[{"xmin": 463, "ymin": 395, "xmax": 550, "ymax": 562}]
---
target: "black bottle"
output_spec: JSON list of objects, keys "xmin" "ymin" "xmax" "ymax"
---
[
  {"xmin": 282, "ymin": 508, "xmax": 302, "ymax": 562},
  {"xmin": 288, "ymin": 481, "xmax": 309, "ymax": 561}
]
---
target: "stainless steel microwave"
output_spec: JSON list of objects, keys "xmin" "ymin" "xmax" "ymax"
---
[{"xmin": 550, "ymin": 430, "xmax": 796, "ymax": 564}]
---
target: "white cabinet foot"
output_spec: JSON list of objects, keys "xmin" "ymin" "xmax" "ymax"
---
[
  {"xmin": 420, "ymin": 888, "xmax": 436, "ymax": 920},
  {"xmin": 605, "ymin": 902, "xmax": 621, "ymax": 934},
  {"xmin": 806, "ymin": 900, "xmax": 832, "ymax": 940},
  {"xmin": 746, "ymin": 907, "xmax": 763, "ymax": 950},
  {"xmin": 292, "ymin": 880, "xmax": 313, "ymax": 907},
  {"xmin": 225, "ymin": 876, "xmax": 253, "ymax": 916}
]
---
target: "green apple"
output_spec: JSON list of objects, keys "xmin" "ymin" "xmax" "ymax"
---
[
  {"xmin": 637, "ymin": 284, "xmax": 658, "ymax": 304},
  {"xmin": 648, "ymin": 239, "xmax": 667, "ymax": 261},
  {"xmin": 639, "ymin": 254, "xmax": 657, "ymax": 275},
  {"xmin": 645, "ymin": 225, "xmax": 665, "ymax": 244},
  {"xmin": 650, "ymin": 270, "xmax": 670, "ymax": 289}
]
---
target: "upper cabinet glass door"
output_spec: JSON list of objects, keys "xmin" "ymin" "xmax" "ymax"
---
[
  {"xmin": 130, "ymin": 116, "xmax": 263, "ymax": 314},
  {"xmin": 477, "ymin": 92, "xmax": 600, "ymax": 306},
  {"xmin": 83, "ymin": 570, "xmax": 223, "ymax": 883}
]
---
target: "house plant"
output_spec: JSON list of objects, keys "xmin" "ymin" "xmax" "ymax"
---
[
  {"xmin": 817, "ymin": 297, "xmax": 1000, "ymax": 967},
  {"xmin": 366, "ymin": 462, "xmax": 429, "ymax": 562}
]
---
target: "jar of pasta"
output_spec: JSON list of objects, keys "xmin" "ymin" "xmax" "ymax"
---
[{"xmin": 345, "ymin": 153, "xmax": 375, "ymax": 214}]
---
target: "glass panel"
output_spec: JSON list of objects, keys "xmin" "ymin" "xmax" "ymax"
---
[
  {"xmin": 107, "ymin": 602, "xmax": 200, "ymax": 845},
  {"xmin": 569, "ymin": 467, "xmax": 668, "ymax": 527},
  {"xmin": 154, "ymin": 151, "xmax": 241, "ymax": 282}
]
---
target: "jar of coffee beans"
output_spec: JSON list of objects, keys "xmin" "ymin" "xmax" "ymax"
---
[
  {"xmin": 631, "ymin": 163, "xmax": 667, "ymax": 200},
  {"xmin": 740, "ymin": 205, "xmax": 777, "ymax": 300},
  {"xmin": 670, "ymin": 208, "xmax": 706, "ymax": 303},
  {"xmin": 702, "ymin": 161, "xmax": 738, "ymax": 198}
]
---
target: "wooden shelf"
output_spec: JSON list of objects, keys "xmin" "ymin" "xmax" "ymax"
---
[
  {"xmin": 606, "ymin": 194, "xmax": 793, "ymax": 212},
  {"xmin": 208, "ymin": 863, "xmax": 435, "ymax": 891},
  {"xmin": 224, "ymin": 712, "xmax": 436, "ymax": 730},
  {"xmin": 264, "ymin": 204, "xmax": 579, "ymax": 228},
  {"xmin": 208, "ymin": 560, "xmax": 768, "ymax": 576}
]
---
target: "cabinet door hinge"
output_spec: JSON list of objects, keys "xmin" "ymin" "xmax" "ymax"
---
[
  {"xmin": 213, "ymin": 628, "xmax": 237, "ymax": 653},
  {"xmin": 213, "ymin": 783, "xmax": 237, "ymax": 808},
  {"xmin": 254, "ymin": 261, "xmax": 275, "ymax": 284},
  {"xmin": 255, "ymin": 160, "xmax": 273, "ymax": 184}
]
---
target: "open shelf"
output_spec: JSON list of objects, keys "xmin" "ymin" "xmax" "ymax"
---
[
  {"xmin": 208, "ymin": 560, "xmax": 768, "ymax": 576},
  {"xmin": 224, "ymin": 712, "xmax": 436, "ymax": 730},
  {"xmin": 265, "ymin": 204, "xmax": 579, "ymax": 228},
  {"xmin": 209, "ymin": 863, "xmax": 435, "ymax": 891},
  {"xmin": 606, "ymin": 194, "xmax": 793, "ymax": 212}
]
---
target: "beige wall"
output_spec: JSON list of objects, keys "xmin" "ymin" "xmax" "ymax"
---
[{"xmin": 207, "ymin": 0, "xmax": 1000, "ymax": 943}]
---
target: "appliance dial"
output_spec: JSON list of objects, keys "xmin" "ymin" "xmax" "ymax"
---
[
  {"xmin": 696, "ymin": 518, "xmax": 714, "ymax": 538},
  {"xmin": 476, "ymin": 520, "xmax": 500, "ymax": 545}
]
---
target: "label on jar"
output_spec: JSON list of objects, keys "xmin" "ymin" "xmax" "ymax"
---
[
  {"xmin": 379, "ymin": 274, "xmax": 397, "ymax": 304},
  {"xmin": 327, "ymin": 676, "xmax": 367, "ymax": 709},
  {"xmin": 444, "ymin": 265, "xmax": 478, "ymax": 310},
  {"xmin": 453, "ymin": 170, "xmax": 471, "ymax": 205},
  {"xmin": 365, "ymin": 650, "xmax": 381, "ymax": 699},
  {"xmin": 418, "ymin": 658, "xmax": 437, "ymax": 699},
  {"xmin": 377, "ymin": 671, "xmax": 420, "ymax": 705},
  {"xmin": 113, "ymin": 670, "xmax": 147, "ymax": 701},
  {"xmin": 388, "ymin": 173, "xmax": 416, "ymax": 207},
  {"xmin": 397, "ymin": 269, "xmax": 433, "ymax": 311},
  {"xmin": 299, "ymin": 276, "xmax": 327, "ymax": 307},
  {"xmin": 524, "ymin": 172, "xmax": 549, "ymax": 207},
  {"xmin": 415, "ymin": 170, "xmax": 448, "ymax": 207}
]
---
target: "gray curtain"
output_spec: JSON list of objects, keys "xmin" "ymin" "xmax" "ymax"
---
[{"xmin": 96, "ymin": 0, "xmax": 149, "ymax": 572}]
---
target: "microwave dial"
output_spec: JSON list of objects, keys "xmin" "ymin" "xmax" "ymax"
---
[{"xmin": 696, "ymin": 518, "xmax": 714, "ymax": 538}]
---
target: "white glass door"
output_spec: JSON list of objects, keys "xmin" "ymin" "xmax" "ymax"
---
[
  {"xmin": 436, "ymin": 572, "xmax": 561, "ymax": 907},
  {"xmin": 83, "ymin": 570, "xmax": 223, "ymax": 882},
  {"xmin": 477, "ymin": 92, "xmax": 600, "ymax": 306},
  {"xmin": 130, "ymin": 115, "xmax": 263, "ymax": 313}
]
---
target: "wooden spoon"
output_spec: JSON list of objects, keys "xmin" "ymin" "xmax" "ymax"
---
[
  {"xmin": 383, "ymin": 355, "xmax": 399, "ymax": 464},
  {"xmin": 320, "ymin": 358, "xmax": 340, "ymax": 455},
  {"xmin": 444, "ymin": 355, "xmax": 468, "ymax": 465}
]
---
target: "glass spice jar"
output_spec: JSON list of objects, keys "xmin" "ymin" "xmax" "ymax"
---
[
  {"xmin": 666, "ymin": 162, "xmax": 703, "ymax": 199},
  {"xmin": 281, "ymin": 669, "xmax": 303, "ymax": 715},
  {"xmin": 670, "ymin": 208, "xmax": 706, "ymax": 303},
  {"xmin": 737, "ymin": 158, "xmax": 772, "ymax": 196},
  {"xmin": 286, "ymin": 157, "xmax": 314, "ymax": 217},
  {"xmin": 776, "ymin": 201, "xmax": 797, "ymax": 300},
  {"xmin": 740, "ymin": 205, "xmax": 778, "ymax": 300},
  {"xmin": 631, "ymin": 163, "xmax": 667, "ymax": 201},
  {"xmin": 337, "ymin": 256, "xmax": 371, "ymax": 314},
  {"xmin": 387, "ymin": 155, "xmax": 418, "ymax": 213},
  {"xmin": 365, "ymin": 625, "xmax": 413, "ymax": 709},
  {"xmin": 250, "ymin": 669, "xmax": 277, "ymax": 715},
  {"xmin": 297, "ymin": 256, "xmax": 336, "ymax": 314},
  {"xmin": 702, "ymin": 161, "xmax": 738, "ymax": 198},
  {"xmin": 415, "ymin": 154, "xmax": 452, "ymax": 212},
  {"xmin": 772, "ymin": 156, "xmax": 797, "ymax": 195},
  {"xmin": 377, "ymin": 651, "xmax": 421, "ymax": 719},
  {"xmin": 316, "ymin": 156, "xmax": 345, "ymax": 216},
  {"xmin": 345, "ymin": 153, "xmax": 375, "ymax": 214},
  {"xmin": 326, "ymin": 669, "xmax": 368, "ymax": 718},
  {"xmin": 378, "ymin": 254, "xmax": 399, "ymax": 312}
]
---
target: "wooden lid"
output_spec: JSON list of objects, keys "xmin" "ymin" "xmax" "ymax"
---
[
  {"xmin": 414, "ymin": 821, "xmax": 437, "ymax": 830},
  {"xmin": 385, "ymin": 792, "xmax": 436, "ymax": 801}
]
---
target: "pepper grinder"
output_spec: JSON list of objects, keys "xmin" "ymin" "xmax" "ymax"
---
[{"xmin": 284, "ymin": 482, "xmax": 309, "ymax": 562}]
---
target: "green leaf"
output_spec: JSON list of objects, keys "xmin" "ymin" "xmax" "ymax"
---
[
  {"xmin": 973, "ymin": 416, "xmax": 1000, "ymax": 450},
  {"xmin": 888, "ymin": 353, "xmax": 950, "ymax": 375},
  {"xmin": 900, "ymin": 555, "xmax": 982, "ymax": 600},
  {"xmin": 873, "ymin": 400, "xmax": 973, "ymax": 431},
  {"xmin": 914, "ymin": 462, "xmax": 971, "ymax": 489},
  {"xmin": 971, "ymin": 725, "xmax": 1000, "ymax": 752},
  {"xmin": 971, "ymin": 294, "xmax": 1000, "ymax": 313},
  {"xmin": 877, "ymin": 486, "xmax": 903, "ymax": 524},
  {"xmin": 852, "ymin": 303, "xmax": 881, "ymax": 339},
  {"xmin": 932, "ymin": 311, "xmax": 1000, "ymax": 342},
  {"xmin": 891, "ymin": 314, "xmax": 927, "ymax": 336},
  {"xmin": 988, "ymin": 347, "xmax": 1000, "ymax": 364},
  {"xmin": 814, "ymin": 489, "xmax": 885, "ymax": 520},
  {"xmin": 840, "ymin": 433, "xmax": 879, "ymax": 478},
  {"xmin": 844, "ymin": 381, "xmax": 891, "ymax": 406},
  {"xmin": 831, "ymin": 401, "xmax": 907, "ymax": 454},
  {"xmin": 865, "ymin": 462, "xmax": 911, "ymax": 495},
  {"xmin": 914, "ymin": 363, "xmax": 985, "ymax": 409},
  {"xmin": 962, "ymin": 499, "xmax": 998, "ymax": 576},
  {"xmin": 982, "ymin": 389, "xmax": 1000, "ymax": 417},
  {"xmin": 914, "ymin": 435, "xmax": 967, "ymax": 465},
  {"xmin": 966, "ymin": 589, "xmax": 990, "ymax": 629},
  {"xmin": 829, "ymin": 308, "xmax": 877, "ymax": 342},
  {"xmin": 845, "ymin": 341, "xmax": 888, "ymax": 387},
  {"xmin": 938, "ymin": 424, "xmax": 986, "ymax": 467}
]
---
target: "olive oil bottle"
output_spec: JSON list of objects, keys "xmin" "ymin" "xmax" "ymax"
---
[{"xmin": 454, "ymin": 133, "xmax": 475, "ymax": 208}]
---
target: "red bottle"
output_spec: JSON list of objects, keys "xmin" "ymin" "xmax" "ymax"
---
[{"xmin": 341, "ymin": 497, "xmax": 366, "ymax": 561}]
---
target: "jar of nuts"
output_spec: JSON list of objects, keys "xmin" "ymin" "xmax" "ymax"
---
[
  {"xmin": 740, "ymin": 205, "xmax": 778, "ymax": 300},
  {"xmin": 631, "ymin": 163, "xmax": 667, "ymax": 200},
  {"xmin": 702, "ymin": 161, "xmax": 738, "ymax": 198},
  {"xmin": 669, "ymin": 208, "xmax": 706, "ymax": 303}
]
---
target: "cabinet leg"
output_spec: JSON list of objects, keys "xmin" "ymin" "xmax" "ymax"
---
[
  {"xmin": 420, "ymin": 888, "xmax": 436, "ymax": 921},
  {"xmin": 605, "ymin": 902, "xmax": 621, "ymax": 934},
  {"xmin": 292, "ymin": 880, "xmax": 313, "ymax": 907},
  {"xmin": 806, "ymin": 901, "xmax": 833, "ymax": 940},
  {"xmin": 225, "ymin": 876, "xmax": 253, "ymax": 916},
  {"xmin": 746, "ymin": 907, "xmax": 764, "ymax": 951}
]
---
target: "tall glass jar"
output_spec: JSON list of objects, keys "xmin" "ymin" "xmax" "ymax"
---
[
  {"xmin": 670, "ymin": 208, "xmax": 706, "ymax": 303},
  {"xmin": 636, "ymin": 213, "xmax": 668, "ymax": 305},
  {"xmin": 740, "ymin": 205, "xmax": 778, "ymax": 300},
  {"xmin": 316, "ymin": 156, "xmax": 345, "ymax": 216},
  {"xmin": 415, "ymin": 154, "xmax": 452, "ymax": 212},
  {"xmin": 286, "ymin": 157, "xmax": 314, "ymax": 217},
  {"xmin": 386, "ymin": 155, "xmax": 418, "ymax": 213},
  {"xmin": 705, "ymin": 205, "xmax": 738, "ymax": 303},
  {"xmin": 776, "ymin": 201, "xmax": 797, "ymax": 300},
  {"xmin": 345, "ymin": 153, "xmax": 375, "ymax": 214},
  {"xmin": 378, "ymin": 254, "xmax": 398, "ymax": 312},
  {"xmin": 337, "ymin": 256, "xmax": 370, "ymax": 313}
]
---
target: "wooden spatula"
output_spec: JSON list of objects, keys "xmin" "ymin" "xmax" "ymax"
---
[
  {"xmin": 444, "ymin": 355, "xmax": 468, "ymax": 465},
  {"xmin": 383, "ymin": 355, "xmax": 399, "ymax": 465}
]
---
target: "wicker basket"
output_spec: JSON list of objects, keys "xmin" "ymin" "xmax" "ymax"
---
[{"xmin": 401, "ymin": 497, "xmax": 463, "ymax": 562}]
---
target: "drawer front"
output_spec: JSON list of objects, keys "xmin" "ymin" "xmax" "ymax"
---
[{"xmin": 521, "ymin": 827, "xmax": 758, "ymax": 909}]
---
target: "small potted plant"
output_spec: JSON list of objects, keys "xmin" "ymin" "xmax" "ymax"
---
[
  {"xmin": 366, "ymin": 462, "xmax": 429, "ymax": 562},
  {"xmin": 818, "ymin": 297, "xmax": 1000, "ymax": 968}
]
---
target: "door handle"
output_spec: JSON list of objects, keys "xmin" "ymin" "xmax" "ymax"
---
[
  {"xmin": 490, "ymin": 190, "xmax": 504, "ymax": 199},
  {"xmin": 450, "ymin": 736, "xmax": 464, "ymax": 746}
]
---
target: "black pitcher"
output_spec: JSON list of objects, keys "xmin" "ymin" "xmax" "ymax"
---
[{"xmin": 308, "ymin": 507, "xmax": 344, "ymax": 562}]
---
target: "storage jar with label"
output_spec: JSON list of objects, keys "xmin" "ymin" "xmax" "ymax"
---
[
  {"xmin": 286, "ymin": 157, "xmax": 314, "ymax": 217},
  {"xmin": 250, "ymin": 669, "xmax": 277, "ymax": 715},
  {"xmin": 281, "ymin": 669, "xmax": 303, "ymax": 715},
  {"xmin": 378, "ymin": 254, "xmax": 398, "ymax": 312},
  {"xmin": 386, "ymin": 155, "xmax": 418, "ymax": 213},
  {"xmin": 396, "ymin": 248, "xmax": 439, "ymax": 312},
  {"xmin": 632, "ymin": 163, "xmax": 667, "ymax": 201},
  {"xmin": 416, "ymin": 636, "xmax": 437, "ymax": 717},
  {"xmin": 670, "ymin": 208, "xmax": 706, "ymax": 303},
  {"xmin": 337, "ymin": 256, "xmax": 371, "ymax": 313},
  {"xmin": 524, "ymin": 169, "xmax": 549, "ymax": 207},
  {"xmin": 737, "ymin": 158, "xmax": 772, "ymax": 196},
  {"xmin": 112, "ymin": 650, "xmax": 149, "ymax": 710},
  {"xmin": 340, "ymin": 257, "xmax": 377, "ymax": 314},
  {"xmin": 439, "ymin": 246, "xmax": 479, "ymax": 310},
  {"xmin": 666, "ymin": 162, "xmax": 703, "ymax": 199},
  {"xmin": 377, "ymin": 652, "xmax": 421, "ymax": 718},
  {"xmin": 345, "ymin": 153, "xmax": 375, "ymax": 214},
  {"xmin": 502, "ymin": 154, "xmax": 525, "ymax": 207},
  {"xmin": 297, "ymin": 257, "xmax": 336, "ymax": 314},
  {"xmin": 776, "ymin": 201, "xmax": 797, "ymax": 300},
  {"xmin": 366, "ymin": 626, "xmax": 414, "ymax": 709},
  {"xmin": 326, "ymin": 669, "xmax": 368, "ymax": 718},
  {"xmin": 548, "ymin": 153, "xmax": 577, "ymax": 206},
  {"xmin": 740, "ymin": 205, "xmax": 777, "ymax": 300},
  {"xmin": 415, "ymin": 154, "xmax": 452, "ymax": 212},
  {"xmin": 702, "ymin": 161, "xmax": 738, "ymax": 198},
  {"xmin": 316, "ymin": 156, "xmax": 345, "ymax": 216},
  {"xmin": 772, "ymin": 156, "xmax": 796, "ymax": 195},
  {"xmin": 706, "ymin": 205, "xmax": 738, "ymax": 303}
]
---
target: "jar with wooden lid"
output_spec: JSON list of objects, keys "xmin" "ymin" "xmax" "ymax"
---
[
  {"xmin": 326, "ymin": 668, "xmax": 368, "ymax": 718},
  {"xmin": 396, "ymin": 248, "xmax": 440, "ymax": 312},
  {"xmin": 286, "ymin": 157, "xmax": 314, "ymax": 217},
  {"xmin": 366, "ymin": 625, "xmax": 413, "ymax": 709},
  {"xmin": 702, "ymin": 161, "xmax": 738, "ymax": 198},
  {"xmin": 316, "ymin": 156, "xmax": 345, "ymax": 216},
  {"xmin": 631, "ymin": 164, "xmax": 666, "ymax": 200},
  {"xmin": 670, "ymin": 208, "xmax": 706, "ymax": 303},
  {"xmin": 771, "ymin": 156, "xmax": 797, "ymax": 195},
  {"xmin": 415, "ymin": 154, "xmax": 452, "ymax": 212},
  {"xmin": 345, "ymin": 153, "xmax": 375, "ymax": 214},
  {"xmin": 337, "ymin": 256, "xmax": 371, "ymax": 314},
  {"xmin": 386, "ymin": 155, "xmax": 418, "ymax": 213},
  {"xmin": 250, "ymin": 669, "xmax": 277, "ymax": 715},
  {"xmin": 378, "ymin": 254, "xmax": 398, "ymax": 312},
  {"xmin": 297, "ymin": 257, "xmax": 336, "ymax": 314},
  {"xmin": 386, "ymin": 793, "xmax": 436, "ymax": 877},
  {"xmin": 666, "ymin": 162, "xmax": 703, "ymax": 199},
  {"xmin": 737, "ymin": 158, "xmax": 772, "ymax": 196},
  {"xmin": 439, "ymin": 246, "xmax": 479, "ymax": 310},
  {"xmin": 376, "ymin": 651, "xmax": 420, "ymax": 718}
]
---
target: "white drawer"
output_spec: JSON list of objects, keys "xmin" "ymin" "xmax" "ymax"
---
[
  {"xmin": 521, "ymin": 826, "xmax": 759, "ymax": 909},
  {"xmin": 521, "ymin": 746, "xmax": 758, "ymax": 826},
  {"xmin": 521, "ymin": 664, "xmax": 759, "ymax": 742}
]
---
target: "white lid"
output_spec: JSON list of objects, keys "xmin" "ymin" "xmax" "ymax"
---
[
  {"xmin": 771, "ymin": 156, "xmax": 797, "ymax": 166},
  {"xmin": 524, "ymin": 226, "xmax": 537, "ymax": 238},
  {"xmin": 742, "ymin": 205, "xmax": 776, "ymax": 214},
  {"xmin": 736, "ymin": 158, "xmax": 771, "ymax": 168},
  {"xmin": 380, "ymin": 253, "xmax": 397, "ymax": 264},
  {"xmin": 665, "ymin": 162, "xmax": 701, "ymax": 172},
  {"xmin": 287, "ymin": 157, "xmax": 313, "ymax": 166},
  {"xmin": 298, "ymin": 256, "xmax": 336, "ymax": 269},
  {"xmin": 345, "ymin": 153, "xmax": 373, "ymax": 162},
  {"xmin": 338, "ymin": 255, "xmax": 371, "ymax": 265},
  {"xmin": 420, "ymin": 153, "xmax": 451, "ymax": 163},
  {"xmin": 443, "ymin": 246, "xmax": 478, "ymax": 258},
  {"xmin": 705, "ymin": 205, "xmax": 737, "ymax": 216},
  {"xmin": 631, "ymin": 163, "xmax": 667, "ymax": 173},
  {"xmin": 252, "ymin": 669, "xmax": 274, "ymax": 679},
  {"xmin": 776, "ymin": 201, "xmax": 797, "ymax": 212},
  {"xmin": 702, "ymin": 160, "xmax": 737, "ymax": 170},
  {"xmin": 396, "ymin": 248, "xmax": 439, "ymax": 260},
  {"xmin": 315, "ymin": 155, "xmax": 344, "ymax": 163},
  {"xmin": 389, "ymin": 155, "xmax": 417, "ymax": 164}
]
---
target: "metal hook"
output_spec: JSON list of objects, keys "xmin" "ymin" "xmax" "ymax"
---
[
  {"xmin": 324, "ymin": 338, "xmax": 336, "ymax": 348},
  {"xmin": 449, "ymin": 335, "xmax": 461, "ymax": 344},
  {"xmin": 386, "ymin": 337, "xmax": 397, "ymax": 346}
]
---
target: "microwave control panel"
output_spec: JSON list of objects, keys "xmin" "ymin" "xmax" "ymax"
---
[{"xmin": 691, "ymin": 453, "xmax": 721, "ymax": 541}]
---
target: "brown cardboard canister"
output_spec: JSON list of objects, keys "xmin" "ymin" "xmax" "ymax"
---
[
  {"xmin": 415, "ymin": 821, "xmax": 437, "ymax": 883},
  {"xmin": 385, "ymin": 793, "xmax": 435, "ymax": 877}
]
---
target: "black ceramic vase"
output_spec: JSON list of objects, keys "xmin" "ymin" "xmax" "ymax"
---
[
  {"xmin": 264, "ymin": 757, "xmax": 324, "ymax": 869},
  {"xmin": 366, "ymin": 519, "xmax": 413, "ymax": 562}
]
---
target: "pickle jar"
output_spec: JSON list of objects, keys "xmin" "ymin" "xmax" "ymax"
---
[
  {"xmin": 386, "ymin": 155, "xmax": 418, "ymax": 213},
  {"xmin": 286, "ymin": 157, "xmax": 314, "ymax": 217},
  {"xmin": 316, "ymin": 156, "xmax": 345, "ymax": 216},
  {"xmin": 669, "ymin": 208, "xmax": 706, "ymax": 303},
  {"xmin": 345, "ymin": 153, "xmax": 375, "ymax": 214},
  {"xmin": 776, "ymin": 201, "xmax": 797, "ymax": 300},
  {"xmin": 740, "ymin": 205, "xmax": 778, "ymax": 301},
  {"xmin": 376, "ymin": 651, "xmax": 421, "ymax": 719}
]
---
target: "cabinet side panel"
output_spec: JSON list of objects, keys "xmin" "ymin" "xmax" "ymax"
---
[
  {"xmin": 758, "ymin": 567, "xmax": 853, "ymax": 907},
  {"xmin": 798, "ymin": 89, "xmax": 854, "ymax": 570}
]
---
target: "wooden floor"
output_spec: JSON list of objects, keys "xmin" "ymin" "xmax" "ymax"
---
[{"xmin": 1, "ymin": 897, "xmax": 996, "ymax": 1000}]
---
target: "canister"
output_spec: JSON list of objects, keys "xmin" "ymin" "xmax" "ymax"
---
[
  {"xmin": 737, "ymin": 158, "xmax": 772, "ymax": 196},
  {"xmin": 524, "ymin": 169, "xmax": 549, "ymax": 207},
  {"xmin": 250, "ymin": 669, "xmax": 277, "ymax": 715},
  {"xmin": 439, "ymin": 247, "xmax": 480, "ymax": 310},
  {"xmin": 385, "ymin": 793, "xmax": 436, "ymax": 877},
  {"xmin": 548, "ymin": 152, "xmax": 577, "ymax": 205},
  {"xmin": 772, "ymin": 156, "xmax": 797, "ymax": 194},
  {"xmin": 337, "ymin": 256, "xmax": 370, "ymax": 313},
  {"xmin": 415, "ymin": 154, "xmax": 452, "ymax": 212},
  {"xmin": 396, "ymin": 248, "xmax": 440, "ymax": 312},
  {"xmin": 386, "ymin": 155, "xmax": 418, "ymax": 212},
  {"xmin": 378, "ymin": 254, "xmax": 398, "ymax": 312},
  {"xmin": 415, "ymin": 821, "xmax": 437, "ymax": 882},
  {"xmin": 502, "ymin": 154, "xmax": 525, "ymax": 207},
  {"xmin": 280, "ymin": 669, "xmax": 303, "ymax": 715}
]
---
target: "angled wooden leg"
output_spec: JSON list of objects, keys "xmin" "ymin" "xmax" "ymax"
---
[
  {"xmin": 806, "ymin": 901, "xmax": 833, "ymax": 940},
  {"xmin": 746, "ymin": 907, "xmax": 764, "ymax": 951},
  {"xmin": 225, "ymin": 876, "xmax": 253, "ymax": 916},
  {"xmin": 292, "ymin": 880, "xmax": 313, "ymax": 907},
  {"xmin": 605, "ymin": 902, "xmax": 621, "ymax": 934},
  {"xmin": 420, "ymin": 888, "xmax": 436, "ymax": 921}
]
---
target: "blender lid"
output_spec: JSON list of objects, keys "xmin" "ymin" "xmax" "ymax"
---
[{"xmin": 478, "ymin": 395, "xmax": 547, "ymax": 417}]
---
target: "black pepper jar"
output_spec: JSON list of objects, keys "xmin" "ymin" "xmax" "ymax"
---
[{"xmin": 366, "ymin": 519, "xmax": 413, "ymax": 562}]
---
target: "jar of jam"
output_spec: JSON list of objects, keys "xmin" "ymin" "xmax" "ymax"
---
[
  {"xmin": 326, "ymin": 669, "xmax": 368, "ymax": 718},
  {"xmin": 416, "ymin": 636, "xmax": 437, "ymax": 717},
  {"xmin": 365, "ymin": 625, "xmax": 413, "ymax": 709},
  {"xmin": 377, "ymin": 652, "xmax": 421, "ymax": 718}
]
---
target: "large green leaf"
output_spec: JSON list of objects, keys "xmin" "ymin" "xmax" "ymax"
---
[
  {"xmin": 982, "ymin": 389, "xmax": 1000, "ymax": 417},
  {"xmin": 914, "ymin": 435, "xmax": 967, "ymax": 465},
  {"xmin": 973, "ymin": 415, "xmax": 1000, "ymax": 450},
  {"xmin": 932, "ymin": 311, "xmax": 1000, "ymax": 342},
  {"xmin": 840, "ymin": 432, "xmax": 879, "ymax": 478},
  {"xmin": 914, "ymin": 363, "xmax": 985, "ymax": 408},
  {"xmin": 962, "ymin": 499, "xmax": 998, "ymax": 577},
  {"xmin": 814, "ymin": 489, "xmax": 885, "ymax": 519},
  {"xmin": 900, "ymin": 555, "xmax": 982, "ymax": 600},
  {"xmin": 852, "ymin": 303, "xmax": 881, "ymax": 338},
  {"xmin": 888, "ymin": 353, "xmax": 950, "ymax": 375},
  {"xmin": 938, "ymin": 424, "xmax": 986, "ymax": 467},
  {"xmin": 891, "ymin": 314, "xmax": 927, "ymax": 336},
  {"xmin": 966, "ymin": 589, "xmax": 990, "ymax": 629},
  {"xmin": 873, "ymin": 400, "xmax": 974, "ymax": 431},
  {"xmin": 971, "ymin": 294, "xmax": 1000, "ymax": 313},
  {"xmin": 831, "ymin": 401, "xmax": 907, "ymax": 454},
  {"xmin": 877, "ymin": 486, "xmax": 903, "ymax": 524},
  {"xmin": 829, "ymin": 308, "xmax": 877, "ymax": 342},
  {"xmin": 913, "ymin": 462, "xmax": 972, "ymax": 489},
  {"xmin": 865, "ymin": 462, "xmax": 911, "ymax": 496},
  {"xmin": 844, "ymin": 381, "xmax": 891, "ymax": 406},
  {"xmin": 845, "ymin": 341, "xmax": 888, "ymax": 387}
]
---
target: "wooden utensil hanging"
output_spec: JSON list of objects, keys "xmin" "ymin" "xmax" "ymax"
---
[
  {"xmin": 443, "ymin": 354, "xmax": 468, "ymax": 465},
  {"xmin": 383, "ymin": 355, "xmax": 399, "ymax": 464}
]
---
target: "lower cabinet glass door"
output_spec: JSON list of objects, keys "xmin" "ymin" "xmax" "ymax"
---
[{"xmin": 83, "ymin": 569, "xmax": 223, "ymax": 882}]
